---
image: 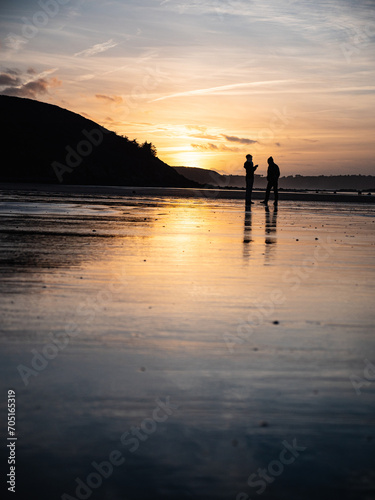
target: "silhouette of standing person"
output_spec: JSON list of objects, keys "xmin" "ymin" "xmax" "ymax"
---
[
  {"xmin": 244, "ymin": 154, "xmax": 258, "ymax": 209},
  {"xmin": 261, "ymin": 156, "xmax": 280, "ymax": 206}
]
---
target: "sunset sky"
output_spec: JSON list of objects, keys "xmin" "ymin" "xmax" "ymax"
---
[{"xmin": 1, "ymin": 0, "xmax": 374, "ymax": 176}]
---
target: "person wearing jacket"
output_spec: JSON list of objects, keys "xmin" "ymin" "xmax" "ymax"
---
[
  {"xmin": 261, "ymin": 156, "xmax": 280, "ymax": 206},
  {"xmin": 244, "ymin": 154, "xmax": 258, "ymax": 208}
]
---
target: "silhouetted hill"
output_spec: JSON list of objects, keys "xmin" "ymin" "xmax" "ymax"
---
[
  {"xmin": 174, "ymin": 166, "xmax": 375, "ymax": 191},
  {"xmin": 0, "ymin": 96, "xmax": 197, "ymax": 187}
]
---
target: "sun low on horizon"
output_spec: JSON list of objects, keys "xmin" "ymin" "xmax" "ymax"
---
[{"xmin": 0, "ymin": 0, "xmax": 374, "ymax": 176}]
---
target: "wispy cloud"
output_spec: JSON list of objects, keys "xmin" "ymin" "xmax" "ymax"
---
[
  {"xmin": 152, "ymin": 80, "xmax": 294, "ymax": 102},
  {"xmin": 95, "ymin": 94, "xmax": 123, "ymax": 104},
  {"xmin": 74, "ymin": 39, "xmax": 118, "ymax": 57},
  {"xmin": 189, "ymin": 132, "xmax": 221, "ymax": 140},
  {"xmin": 76, "ymin": 74, "xmax": 96, "ymax": 81},
  {"xmin": 185, "ymin": 125, "xmax": 220, "ymax": 140},
  {"xmin": 223, "ymin": 135, "xmax": 257, "ymax": 145},
  {"xmin": 191, "ymin": 143, "xmax": 242, "ymax": 152},
  {"xmin": 0, "ymin": 73, "xmax": 22, "ymax": 87},
  {"xmin": 0, "ymin": 68, "xmax": 61, "ymax": 99}
]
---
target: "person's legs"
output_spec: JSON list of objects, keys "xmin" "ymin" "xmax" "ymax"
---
[
  {"xmin": 274, "ymin": 182, "xmax": 278, "ymax": 204},
  {"xmin": 245, "ymin": 178, "xmax": 254, "ymax": 206},
  {"xmin": 263, "ymin": 181, "xmax": 271, "ymax": 203}
]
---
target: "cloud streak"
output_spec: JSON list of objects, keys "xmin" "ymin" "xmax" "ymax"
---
[
  {"xmin": 191, "ymin": 143, "xmax": 242, "ymax": 153},
  {"xmin": 74, "ymin": 39, "xmax": 118, "ymax": 57},
  {"xmin": 95, "ymin": 94, "xmax": 123, "ymax": 104},
  {"xmin": 223, "ymin": 135, "xmax": 257, "ymax": 145},
  {"xmin": 152, "ymin": 80, "xmax": 294, "ymax": 102}
]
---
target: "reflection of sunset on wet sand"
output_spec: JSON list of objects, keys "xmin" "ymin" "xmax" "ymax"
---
[{"xmin": 0, "ymin": 189, "xmax": 374, "ymax": 499}]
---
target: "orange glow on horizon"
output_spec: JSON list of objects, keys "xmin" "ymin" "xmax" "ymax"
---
[{"xmin": 3, "ymin": 0, "xmax": 373, "ymax": 177}]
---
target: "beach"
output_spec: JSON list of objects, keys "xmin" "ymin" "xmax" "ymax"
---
[
  {"xmin": 0, "ymin": 185, "xmax": 374, "ymax": 500},
  {"xmin": 1, "ymin": 182, "xmax": 374, "ymax": 203}
]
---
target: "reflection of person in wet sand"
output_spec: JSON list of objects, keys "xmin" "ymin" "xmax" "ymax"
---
[
  {"xmin": 261, "ymin": 156, "xmax": 280, "ymax": 206},
  {"xmin": 242, "ymin": 210, "xmax": 252, "ymax": 260},
  {"xmin": 264, "ymin": 205, "xmax": 278, "ymax": 261},
  {"xmin": 265, "ymin": 205, "xmax": 278, "ymax": 244},
  {"xmin": 243, "ymin": 210, "xmax": 252, "ymax": 243},
  {"xmin": 244, "ymin": 154, "xmax": 258, "ymax": 209}
]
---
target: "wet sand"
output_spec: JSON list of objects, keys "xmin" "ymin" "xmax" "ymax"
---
[
  {"xmin": 0, "ymin": 187, "xmax": 374, "ymax": 499},
  {"xmin": 1, "ymin": 182, "xmax": 374, "ymax": 203}
]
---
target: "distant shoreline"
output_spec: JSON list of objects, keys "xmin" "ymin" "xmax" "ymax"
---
[{"xmin": 0, "ymin": 182, "xmax": 374, "ymax": 204}]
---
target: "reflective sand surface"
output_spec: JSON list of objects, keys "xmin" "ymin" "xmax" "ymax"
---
[{"xmin": 0, "ymin": 190, "xmax": 374, "ymax": 499}]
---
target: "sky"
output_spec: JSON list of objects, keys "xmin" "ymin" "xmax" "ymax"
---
[{"xmin": 0, "ymin": 0, "xmax": 374, "ymax": 176}]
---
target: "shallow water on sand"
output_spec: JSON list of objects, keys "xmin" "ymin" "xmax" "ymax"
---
[{"xmin": 0, "ymin": 191, "xmax": 374, "ymax": 499}]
